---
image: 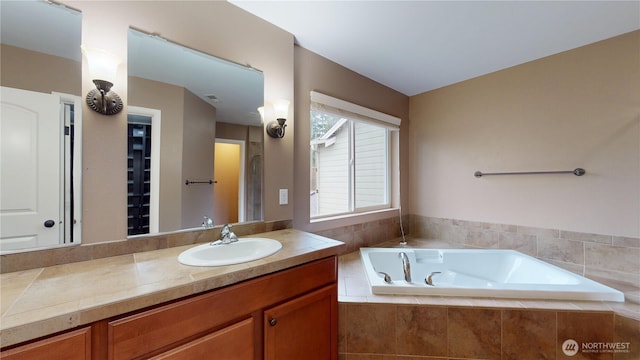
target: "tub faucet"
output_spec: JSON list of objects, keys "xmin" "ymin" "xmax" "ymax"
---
[{"xmin": 399, "ymin": 252, "xmax": 411, "ymax": 282}]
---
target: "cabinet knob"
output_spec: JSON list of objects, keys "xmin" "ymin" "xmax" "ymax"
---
[
  {"xmin": 268, "ymin": 318, "xmax": 277, "ymax": 326},
  {"xmin": 44, "ymin": 220, "xmax": 55, "ymax": 228}
]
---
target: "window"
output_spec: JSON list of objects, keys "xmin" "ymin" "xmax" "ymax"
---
[{"xmin": 310, "ymin": 92, "xmax": 400, "ymax": 219}]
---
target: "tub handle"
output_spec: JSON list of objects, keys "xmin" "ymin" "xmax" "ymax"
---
[
  {"xmin": 425, "ymin": 272, "xmax": 442, "ymax": 286},
  {"xmin": 377, "ymin": 271, "xmax": 392, "ymax": 284}
]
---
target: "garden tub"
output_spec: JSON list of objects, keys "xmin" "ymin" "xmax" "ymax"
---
[{"xmin": 360, "ymin": 248, "xmax": 624, "ymax": 302}]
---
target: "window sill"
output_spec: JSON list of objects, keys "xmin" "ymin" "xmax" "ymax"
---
[{"xmin": 310, "ymin": 207, "xmax": 401, "ymax": 225}]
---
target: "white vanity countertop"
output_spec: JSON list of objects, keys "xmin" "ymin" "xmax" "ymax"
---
[{"xmin": 0, "ymin": 229, "xmax": 345, "ymax": 348}]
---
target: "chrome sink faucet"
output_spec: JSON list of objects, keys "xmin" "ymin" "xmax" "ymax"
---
[
  {"xmin": 218, "ymin": 224, "xmax": 238, "ymax": 244},
  {"xmin": 202, "ymin": 216, "xmax": 214, "ymax": 229},
  {"xmin": 399, "ymin": 252, "xmax": 411, "ymax": 282}
]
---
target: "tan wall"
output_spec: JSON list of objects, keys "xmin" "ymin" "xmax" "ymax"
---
[
  {"xmin": 216, "ymin": 122, "xmax": 250, "ymax": 140},
  {"xmin": 129, "ymin": 76, "xmax": 185, "ymax": 232},
  {"xmin": 0, "ymin": 44, "xmax": 81, "ymax": 95},
  {"xmin": 181, "ymin": 89, "xmax": 216, "ymax": 229},
  {"xmin": 409, "ymin": 30, "xmax": 640, "ymax": 238},
  {"xmin": 61, "ymin": 1, "xmax": 294, "ymax": 243},
  {"xmin": 293, "ymin": 45, "xmax": 410, "ymax": 232}
]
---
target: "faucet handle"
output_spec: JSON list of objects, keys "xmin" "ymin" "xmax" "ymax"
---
[{"xmin": 425, "ymin": 272, "xmax": 442, "ymax": 286}]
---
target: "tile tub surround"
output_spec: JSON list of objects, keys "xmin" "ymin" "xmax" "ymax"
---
[
  {"xmin": 411, "ymin": 216, "xmax": 640, "ymax": 297},
  {"xmin": 0, "ymin": 219, "xmax": 292, "ymax": 274},
  {"xmin": 0, "ymin": 229, "xmax": 345, "ymax": 348},
  {"xmin": 313, "ymin": 215, "xmax": 409, "ymax": 254},
  {"xmin": 338, "ymin": 251, "xmax": 640, "ymax": 360}
]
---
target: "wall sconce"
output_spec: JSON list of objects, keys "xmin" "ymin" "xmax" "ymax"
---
[
  {"xmin": 82, "ymin": 46, "xmax": 123, "ymax": 115},
  {"xmin": 265, "ymin": 99, "xmax": 290, "ymax": 138}
]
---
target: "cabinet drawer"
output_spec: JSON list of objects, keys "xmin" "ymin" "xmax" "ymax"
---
[
  {"xmin": 0, "ymin": 327, "xmax": 91, "ymax": 360},
  {"xmin": 150, "ymin": 318, "xmax": 254, "ymax": 360},
  {"xmin": 108, "ymin": 256, "xmax": 336, "ymax": 359}
]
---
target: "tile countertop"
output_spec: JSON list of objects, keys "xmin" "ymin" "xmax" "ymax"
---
[{"xmin": 0, "ymin": 229, "xmax": 345, "ymax": 348}]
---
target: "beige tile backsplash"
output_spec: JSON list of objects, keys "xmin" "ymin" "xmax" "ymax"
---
[
  {"xmin": 0, "ymin": 220, "xmax": 291, "ymax": 273},
  {"xmin": 411, "ymin": 216, "xmax": 640, "ymax": 289}
]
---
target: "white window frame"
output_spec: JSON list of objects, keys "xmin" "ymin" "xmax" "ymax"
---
[{"xmin": 310, "ymin": 91, "xmax": 401, "ymax": 221}]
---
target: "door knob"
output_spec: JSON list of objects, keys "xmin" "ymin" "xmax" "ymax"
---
[{"xmin": 44, "ymin": 220, "xmax": 55, "ymax": 228}]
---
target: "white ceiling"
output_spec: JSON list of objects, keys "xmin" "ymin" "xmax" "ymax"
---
[{"xmin": 230, "ymin": 1, "xmax": 640, "ymax": 96}]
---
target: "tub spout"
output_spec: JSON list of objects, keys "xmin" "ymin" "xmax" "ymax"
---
[{"xmin": 399, "ymin": 252, "xmax": 411, "ymax": 282}]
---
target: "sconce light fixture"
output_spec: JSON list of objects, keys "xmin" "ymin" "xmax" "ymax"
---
[
  {"xmin": 265, "ymin": 99, "xmax": 290, "ymax": 138},
  {"xmin": 82, "ymin": 46, "xmax": 123, "ymax": 115}
]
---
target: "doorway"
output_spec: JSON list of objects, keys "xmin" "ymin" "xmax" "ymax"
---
[
  {"xmin": 213, "ymin": 139, "xmax": 245, "ymax": 225},
  {"xmin": 127, "ymin": 106, "xmax": 161, "ymax": 235}
]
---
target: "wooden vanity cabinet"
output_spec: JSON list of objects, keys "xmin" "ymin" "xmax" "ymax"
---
[
  {"xmin": 106, "ymin": 256, "xmax": 338, "ymax": 359},
  {"xmin": 0, "ymin": 327, "xmax": 92, "ymax": 360},
  {"xmin": 148, "ymin": 318, "xmax": 255, "ymax": 360},
  {"xmin": 264, "ymin": 285, "xmax": 337, "ymax": 360},
  {"xmin": 0, "ymin": 257, "xmax": 338, "ymax": 359}
]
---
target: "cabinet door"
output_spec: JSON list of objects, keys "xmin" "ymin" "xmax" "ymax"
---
[
  {"xmin": 0, "ymin": 327, "xmax": 91, "ymax": 360},
  {"xmin": 150, "ymin": 318, "xmax": 254, "ymax": 360},
  {"xmin": 108, "ymin": 257, "xmax": 336, "ymax": 360},
  {"xmin": 264, "ymin": 285, "xmax": 337, "ymax": 360}
]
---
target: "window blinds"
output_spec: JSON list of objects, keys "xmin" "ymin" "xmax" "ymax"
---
[{"xmin": 310, "ymin": 91, "xmax": 401, "ymax": 131}]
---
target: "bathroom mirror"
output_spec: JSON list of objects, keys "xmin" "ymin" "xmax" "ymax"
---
[
  {"xmin": 127, "ymin": 28, "xmax": 264, "ymax": 235},
  {"xmin": 0, "ymin": 0, "xmax": 82, "ymax": 253}
]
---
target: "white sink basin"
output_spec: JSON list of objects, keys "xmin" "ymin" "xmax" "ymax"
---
[{"xmin": 178, "ymin": 237, "xmax": 282, "ymax": 267}]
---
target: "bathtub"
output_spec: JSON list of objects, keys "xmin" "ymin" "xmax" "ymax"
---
[{"xmin": 359, "ymin": 248, "xmax": 625, "ymax": 302}]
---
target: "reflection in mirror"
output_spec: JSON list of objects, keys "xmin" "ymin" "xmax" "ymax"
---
[
  {"xmin": 127, "ymin": 29, "xmax": 264, "ymax": 236},
  {"xmin": 0, "ymin": 0, "xmax": 82, "ymax": 253}
]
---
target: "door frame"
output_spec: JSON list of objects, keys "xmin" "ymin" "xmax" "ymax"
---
[
  {"xmin": 215, "ymin": 138, "xmax": 246, "ymax": 223},
  {"xmin": 54, "ymin": 92, "xmax": 83, "ymax": 244},
  {"xmin": 128, "ymin": 106, "xmax": 161, "ymax": 234}
]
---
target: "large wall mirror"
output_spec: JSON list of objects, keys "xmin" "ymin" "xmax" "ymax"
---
[
  {"xmin": 0, "ymin": 0, "xmax": 82, "ymax": 253},
  {"xmin": 127, "ymin": 29, "xmax": 264, "ymax": 236}
]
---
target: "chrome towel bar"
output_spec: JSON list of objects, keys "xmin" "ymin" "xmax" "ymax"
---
[
  {"xmin": 185, "ymin": 179, "xmax": 216, "ymax": 185},
  {"xmin": 474, "ymin": 168, "xmax": 585, "ymax": 178}
]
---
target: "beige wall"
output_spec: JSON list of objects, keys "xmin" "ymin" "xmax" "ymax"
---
[
  {"xmin": 129, "ymin": 76, "xmax": 185, "ymax": 232},
  {"xmin": 0, "ymin": 44, "xmax": 81, "ymax": 95},
  {"xmin": 61, "ymin": 1, "xmax": 294, "ymax": 243},
  {"xmin": 293, "ymin": 45, "xmax": 410, "ymax": 232},
  {"xmin": 409, "ymin": 30, "xmax": 640, "ymax": 238},
  {"xmin": 181, "ymin": 89, "xmax": 216, "ymax": 229}
]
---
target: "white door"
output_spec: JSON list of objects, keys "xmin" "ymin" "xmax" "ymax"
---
[{"xmin": 1, "ymin": 86, "xmax": 62, "ymax": 251}]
